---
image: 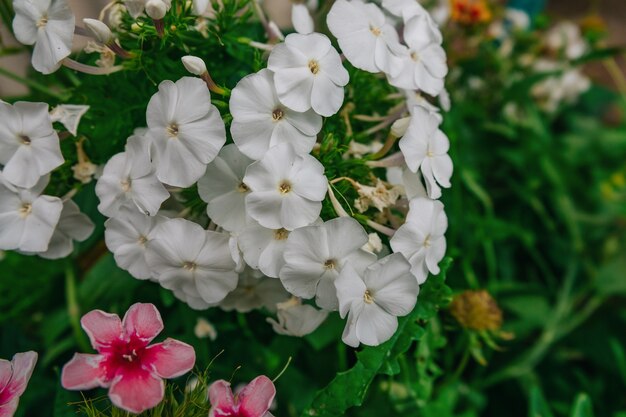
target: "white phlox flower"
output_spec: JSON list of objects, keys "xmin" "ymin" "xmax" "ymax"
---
[
  {"xmin": 33, "ymin": 199, "xmax": 94, "ymax": 259},
  {"xmin": 145, "ymin": 218, "xmax": 238, "ymax": 310},
  {"xmin": 238, "ymin": 218, "xmax": 322, "ymax": 278},
  {"xmin": 198, "ymin": 144, "xmax": 253, "ymax": 233},
  {"xmin": 291, "ymin": 0, "xmax": 317, "ymax": 34},
  {"xmin": 390, "ymin": 197, "xmax": 447, "ymax": 284},
  {"xmin": 146, "ymin": 76, "xmax": 226, "ymax": 187},
  {"xmin": 327, "ymin": 0, "xmax": 405, "ymax": 77},
  {"xmin": 12, "ymin": 0, "xmax": 75, "ymax": 74},
  {"xmin": 268, "ymin": 32, "xmax": 349, "ymax": 117},
  {"xmin": 220, "ymin": 268, "xmax": 291, "ymax": 313},
  {"xmin": 49, "ymin": 104, "xmax": 90, "ymax": 136},
  {"xmin": 386, "ymin": 165, "xmax": 428, "ymax": 200},
  {"xmin": 267, "ymin": 297, "xmax": 328, "ymax": 337},
  {"xmin": 229, "ymin": 69, "xmax": 322, "ymax": 159},
  {"xmin": 194, "ymin": 317, "xmax": 217, "ymax": 340},
  {"xmin": 545, "ymin": 21, "xmax": 587, "ymax": 60},
  {"xmin": 95, "ymin": 134, "xmax": 169, "ymax": 217},
  {"xmin": 361, "ymin": 232, "xmax": 383, "ymax": 255},
  {"xmin": 336, "ymin": 252, "xmax": 418, "ymax": 347},
  {"xmin": 0, "ymin": 101, "xmax": 64, "ymax": 189},
  {"xmin": 243, "ymin": 143, "xmax": 327, "ymax": 230},
  {"xmin": 192, "ymin": 0, "xmax": 210, "ymax": 15},
  {"xmin": 0, "ymin": 174, "xmax": 62, "ymax": 253},
  {"xmin": 388, "ymin": 14, "xmax": 448, "ymax": 96},
  {"xmin": 381, "ymin": 0, "xmax": 442, "ymax": 34},
  {"xmin": 123, "ymin": 0, "xmax": 146, "ymax": 18},
  {"xmin": 104, "ymin": 206, "xmax": 165, "ymax": 280},
  {"xmin": 398, "ymin": 105, "xmax": 452, "ymax": 199},
  {"xmin": 238, "ymin": 221, "xmax": 290, "ymax": 279},
  {"xmin": 279, "ymin": 217, "xmax": 377, "ymax": 310}
]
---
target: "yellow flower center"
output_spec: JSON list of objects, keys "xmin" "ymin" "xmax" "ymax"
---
[
  {"xmin": 19, "ymin": 203, "xmax": 32, "ymax": 218},
  {"xmin": 237, "ymin": 182, "xmax": 250, "ymax": 193},
  {"xmin": 272, "ymin": 108, "xmax": 284, "ymax": 121},
  {"xmin": 278, "ymin": 181, "xmax": 292, "ymax": 194},
  {"xmin": 274, "ymin": 228, "xmax": 289, "ymax": 240},
  {"xmin": 308, "ymin": 60, "xmax": 320, "ymax": 75},
  {"xmin": 363, "ymin": 289, "xmax": 374, "ymax": 304},
  {"xmin": 167, "ymin": 123, "xmax": 179, "ymax": 138},
  {"xmin": 323, "ymin": 259, "xmax": 336, "ymax": 270}
]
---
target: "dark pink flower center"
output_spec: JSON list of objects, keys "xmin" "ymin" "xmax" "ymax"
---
[{"xmin": 99, "ymin": 334, "xmax": 151, "ymax": 382}]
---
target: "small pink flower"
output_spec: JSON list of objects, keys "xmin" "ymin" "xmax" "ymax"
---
[
  {"xmin": 61, "ymin": 303, "xmax": 196, "ymax": 414},
  {"xmin": 0, "ymin": 351, "xmax": 37, "ymax": 417},
  {"xmin": 208, "ymin": 375, "xmax": 276, "ymax": 417}
]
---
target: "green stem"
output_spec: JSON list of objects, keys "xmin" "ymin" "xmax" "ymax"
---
[
  {"xmin": 65, "ymin": 263, "xmax": 91, "ymax": 352},
  {"xmin": 0, "ymin": 66, "xmax": 69, "ymax": 101}
]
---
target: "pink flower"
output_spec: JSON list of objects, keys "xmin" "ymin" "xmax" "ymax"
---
[
  {"xmin": 208, "ymin": 375, "xmax": 276, "ymax": 417},
  {"xmin": 61, "ymin": 303, "xmax": 196, "ymax": 414},
  {"xmin": 0, "ymin": 351, "xmax": 37, "ymax": 417}
]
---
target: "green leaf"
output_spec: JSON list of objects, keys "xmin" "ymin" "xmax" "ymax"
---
[
  {"xmin": 570, "ymin": 393, "xmax": 594, "ymax": 417},
  {"xmin": 528, "ymin": 385, "xmax": 555, "ymax": 417},
  {"xmin": 300, "ymin": 259, "xmax": 452, "ymax": 417}
]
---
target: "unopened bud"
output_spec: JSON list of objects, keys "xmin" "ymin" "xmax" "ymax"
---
[
  {"xmin": 145, "ymin": 0, "xmax": 167, "ymax": 20},
  {"xmin": 83, "ymin": 18, "xmax": 113, "ymax": 44},
  {"xmin": 390, "ymin": 116, "xmax": 410, "ymax": 138},
  {"xmin": 181, "ymin": 55, "xmax": 207, "ymax": 76}
]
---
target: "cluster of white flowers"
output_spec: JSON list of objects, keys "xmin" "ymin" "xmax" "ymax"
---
[
  {"xmin": 5, "ymin": 0, "xmax": 453, "ymax": 349},
  {"xmin": 0, "ymin": 101, "xmax": 94, "ymax": 258}
]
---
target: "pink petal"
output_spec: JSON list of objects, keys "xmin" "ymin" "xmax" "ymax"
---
[
  {"xmin": 108, "ymin": 368, "xmax": 165, "ymax": 414},
  {"xmin": 0, "ymin": 397, "xmax": 19, "ymax": 417},
  {"xmin": 5, "ymin": 352, "xmax": 37, "ymax": 398},
  {"xmin": 61, "ymin": 353, "xmax": 106, "ymax": 390},
  {"xmin": 0, "ymin": 360, "xmax": 11, "ymax": 392},
  {"xmin": 143, "ymin": 338, "xmax": 195, "ymax": 379},
  {"xmin": 238, "ymin": 376, "xmax": 276, "ymax": 417},
  {"xmin": 122, "ymin": 303, "xmax": 164, "ymax": 344},
  {"xmin": 208, "ymin": 380, "xmax": 236, "ymax": 415},
  {"xmin": 81, "ymin": 310, "xmax": 123, "ymax": 350}
]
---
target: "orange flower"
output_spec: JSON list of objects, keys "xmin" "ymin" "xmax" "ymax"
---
[{"xmin": 450, "ymin": 0, "xmax": 492, "ymax": 25}]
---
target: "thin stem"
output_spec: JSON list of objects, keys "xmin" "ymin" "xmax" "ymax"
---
[
  {"xmin": 0, "ymin": 66, "xmax": 68, "ymax": 100},
  {"xmin": 62, "ymin": 58, "xmax": 124, "ymax": 75},
  {"xmin": 272, "ymin": 356, "xmax": 292, "ymax": 382},
  {"xmin": 65, "ymin": 263, "xmax": 91, "ymax": 352},
  {"xmin": 370, "ymin": 133, "xmax": 399, "ymax": 160}
]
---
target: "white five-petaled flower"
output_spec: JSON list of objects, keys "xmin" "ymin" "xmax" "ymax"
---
[
  {"xmin": 388, "ymin": 15, "xmax": 448, "ymax": 96},
  {"xmin": 327, "ymin": 0, "xmax": 404, "ymax": 77},
  {"xmin": 398, "ymin": 105, "xmax": 452, "ymax": 199},
  {"xmin": 219, "ymin": 267, "xmax": 291, "ymax": 313},
  {"xmin": 198, "ymin": 144, "xmax": 253, "ymax": 233},
  {"xmin": 336, "ymin": 252, "xmax": 418, "ymax": 347},
  {"xmin": 12, "ymin": 0, "xmax": 75, "ymax": 74},
  {"xmin": 268, "ymin": 32, "xmax": 349, "ymax": 117},
  {"xmin": 243, "ymin": 143, "xmax": 327, "ymax": 231},
  {"xmin": 229, "ymin": 69, "xmax": 322, "ymax": 160},
  {"xmin": 279, "ymin": 217, "xmax": 377, "ymax": 310},
  {"xmin": 104, "ymin": 206, "xmax": 164, "ymax": 280},
  {"xmin": 0, "ymin": 101, "xmax": 64, "ymax": 189},
  {"xmin": 33, "ymin": 199, "xmax": 94, "ymax": 259},
  {"xmin": 0, "ymin": 174, "xmax": 62, "ymax": 253},
  {"xmin": 95, "ymin": 134, "xmax": 169, "ymax": 217},
  {"xmin": 390, "ymin": 197, "xmax": 447, "ymax": 284},
  {"xmin": 238, "ymin": 221, "xmax": 292, "ymax": 278},
  {"xmin": 146, "ymin": 218, "xmax": 238, "ymax": 310},
  {"xmin": 291, "ymin": 1, "xmax": 315, "ymax": 34},
  {"xmin": 146, "ymin": 77, "xmax": 226, "ymax": 187}
]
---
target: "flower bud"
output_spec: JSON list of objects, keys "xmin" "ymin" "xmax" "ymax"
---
[
  {"xmin": 83, "ymin": 18, "xmax": 113, "ymax": 44},
  {"xmin": 145, "ymin": 0, "xmax": 167, "ymax": 20},
  {"xmin": 181, "ymin": 55, "xmax": 207, "ymax": 76},
  {"xmin": 390, "ymin": 116, "xmax": 410, "ymax": 138}
]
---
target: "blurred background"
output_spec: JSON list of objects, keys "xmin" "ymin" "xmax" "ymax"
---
[{"xmin": 1, "ymin": 0, "xmax": 625, "ymax": 96}]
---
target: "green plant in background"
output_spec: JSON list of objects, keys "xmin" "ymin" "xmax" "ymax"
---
[{"xmin": 0, "ymin": 0, "xmax": 625, "ymax": 416}]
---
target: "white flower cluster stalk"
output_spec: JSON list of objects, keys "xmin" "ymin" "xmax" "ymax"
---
[{"xmin": 3, "ymin": 0, "xmax": 454, "ymax": 349}]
